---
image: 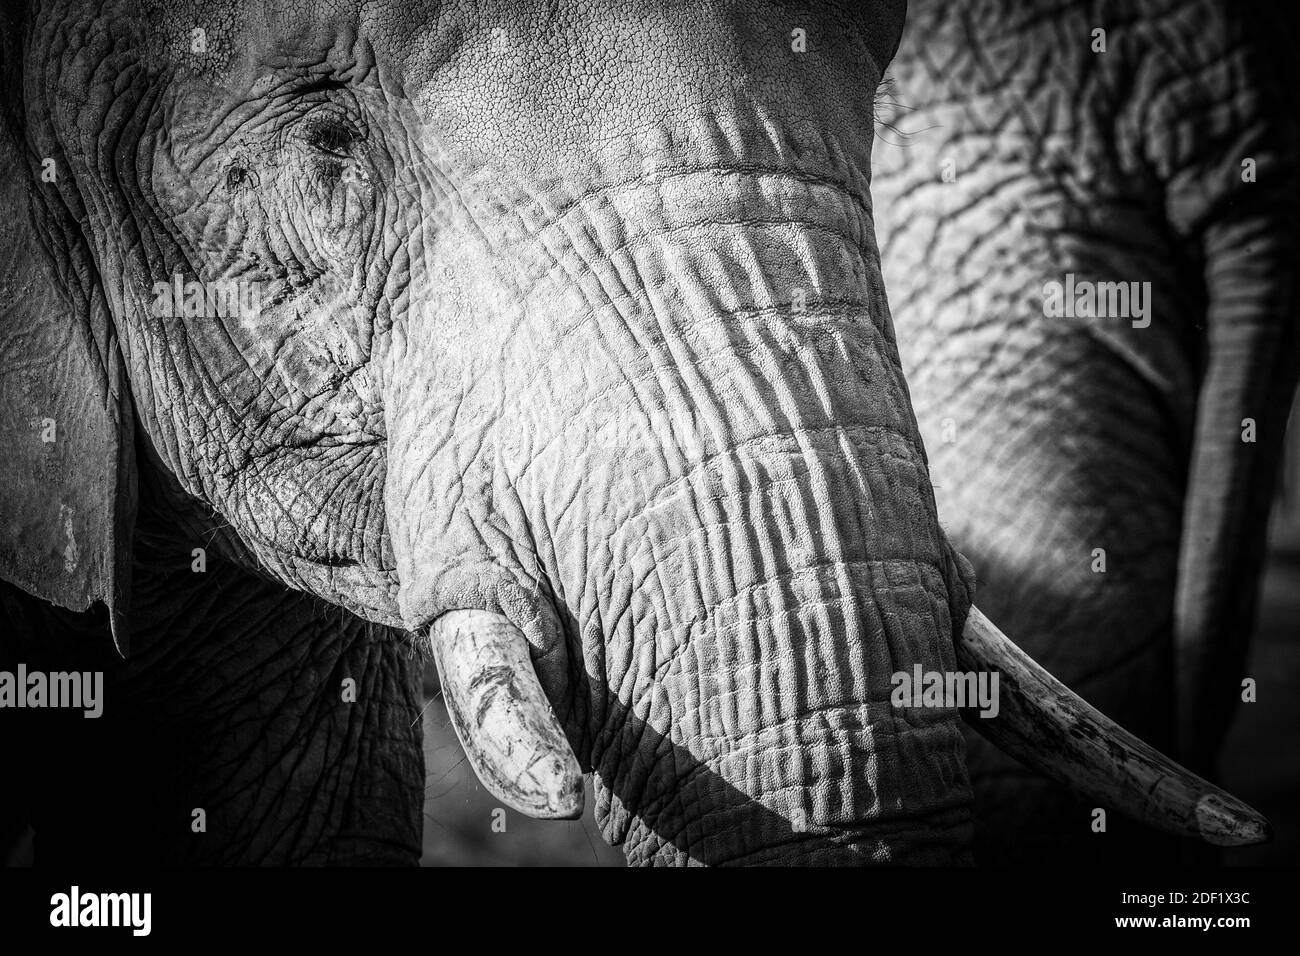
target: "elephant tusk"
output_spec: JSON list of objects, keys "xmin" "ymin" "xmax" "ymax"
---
[
  {"xmin": 428, "ymin": 610, "xmax": 584, "ymax": 820},
  {"xmin": 958, "ymin": 606, "xmax": 1270, "ymax": 846}
]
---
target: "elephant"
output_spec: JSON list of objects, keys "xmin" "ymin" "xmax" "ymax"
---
[
  {"xmin": 0, "ymin": 0, "xmax": 1269, "ymax": 866},
  {"xmin": 873, "ymin": 0, "xmax": 1300, "ymax": 864}
]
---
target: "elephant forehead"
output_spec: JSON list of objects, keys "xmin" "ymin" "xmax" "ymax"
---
[
  {"xmin": 127, "ymin": 0, "xmax": 898, "ymax": 66},
  {"xmin": 103, "ymin": 1, "xmax": 892, "ymax": 167},
  {"xmin": 388, "ymin": 4, "xmax": 885, "ymax": 112}
]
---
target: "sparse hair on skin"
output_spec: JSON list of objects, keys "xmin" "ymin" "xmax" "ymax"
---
[{"xmin": 873, "ymin": 70, "xmax": 915, "ymax": 145}]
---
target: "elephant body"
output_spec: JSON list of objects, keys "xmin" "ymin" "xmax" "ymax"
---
[{"xmin": 873, "ymin": 0, "xmax": 1300, "ymax": 863}]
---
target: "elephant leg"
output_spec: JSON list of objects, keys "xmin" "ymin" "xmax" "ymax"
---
[
  {"xmin": 923, "ymin": 346, "xmax": 1184, "ymax": 864},
  {"xmin": 1175, "ymin": 178, "xmax": 1300, "ymax": 776}
]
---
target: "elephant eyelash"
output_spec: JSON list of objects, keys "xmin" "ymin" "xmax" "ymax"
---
[
  {"xmin": 304, "ymin": 119, "xmax": 362, "ymax": 159},
  {"xmin": 872, "ymin": 70, "xmax": 913, "ymax": 142},
  {"xmin": 296, "ymin": 116, "xmax": 373, "ymax": 191}
]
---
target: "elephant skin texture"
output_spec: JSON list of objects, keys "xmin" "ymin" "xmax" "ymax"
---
[
  {"xmin": 873, "ymin": 0, "xmax": 1300, "ymax": 864},
  {"xmin": 1, "ymin": 1, "xmax": 988, "ymax": 865}
]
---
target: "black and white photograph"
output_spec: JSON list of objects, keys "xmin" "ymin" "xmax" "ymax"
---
[{"xmin": 0, "ymin": 0, "xmax": 1295, "ymax": 936}]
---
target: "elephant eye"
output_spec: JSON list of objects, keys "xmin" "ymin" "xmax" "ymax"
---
[{"xmin": 303, "ymin": 118, "xmax": 362, "ymax": 159}]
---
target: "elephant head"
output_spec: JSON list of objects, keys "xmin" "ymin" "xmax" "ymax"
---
[{"xmin": 0, "ymin": 0, "xmax": 1267, "ymax": 864}]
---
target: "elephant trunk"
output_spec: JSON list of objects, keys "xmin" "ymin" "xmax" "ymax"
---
[
  {"xmin": 570, "ymin": 352, "xmax": 977, "ymax": 864},
  {"xmin": 382, "ymin": 169, "xmax": 977, "ymax": 863},
  {"xmin": 382, "ymin": 168, "xmax": 1266, "ymax": 863},
  {"xmin": 429, "ymin": 375, "xmax": 977, "ymax": 864},
  {"xmin": 591, "ymin": 518, "xmax": 978, "ymax": 865}
]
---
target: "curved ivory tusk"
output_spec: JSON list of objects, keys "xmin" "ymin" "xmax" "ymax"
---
[
  {"xmin": 959, "ymin": 606, "xmax": 1270, "ymax": 846},
  {"xmin": 429, "ymin": 610, "xmax": 584, "ymax": 820}
]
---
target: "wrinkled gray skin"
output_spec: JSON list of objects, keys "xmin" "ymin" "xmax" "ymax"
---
[
  {"xmin": 874, "ymin": 0, "xmax": 1300, "ymax": 863},
  {"xmin": 0, "ymin": 1, "xmax": 984, "ymax": 864}
]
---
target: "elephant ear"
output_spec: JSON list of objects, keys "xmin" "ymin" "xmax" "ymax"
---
[{"xmin": 0, "ymin": 102, "xmax": 137, "ymax": 653}]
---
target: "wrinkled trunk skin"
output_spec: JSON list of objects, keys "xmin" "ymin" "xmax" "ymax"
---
[
  {"xmin": 385, "ymin": 163, "xmax": 975, "ymax": 863},
  {"xmin": 873, "ymin": 0, "xmax": 1300, "ymax": 863},
  {"xmin": 369, "ymin": 4, "xmax": 976, "ymax": 866}
]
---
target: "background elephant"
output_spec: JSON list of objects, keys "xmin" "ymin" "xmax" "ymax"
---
[
  {"xmin": 873, "ymin": 0, "xmax": 1300, "ymax": 863},
  {"xmin": 0, "ymin": 0, "xmax": 1262, "ymax": 866}
]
